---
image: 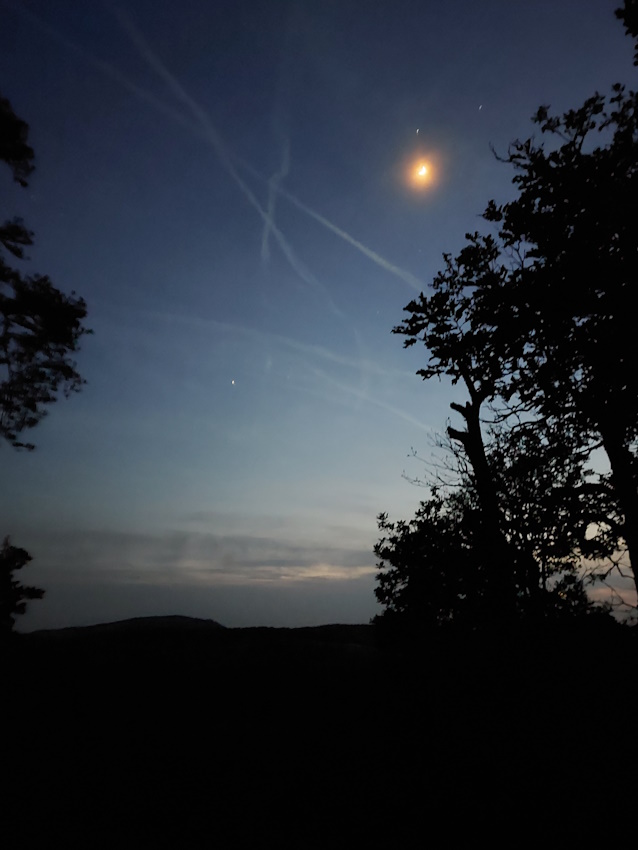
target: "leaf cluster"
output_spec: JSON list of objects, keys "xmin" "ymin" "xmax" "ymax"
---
[
  {"xmin": 1, "ymin": 536, "xmax": 43, "ymax": 634},
  {"xmin": 0, "ymin": 93, "xmax": 91, "ymax": 450},
  {"xmin": 483, "ymin": 85, "xmax": 638, "ymax": 439}
]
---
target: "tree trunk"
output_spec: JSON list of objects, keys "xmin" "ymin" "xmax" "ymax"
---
[
  {"xmin": 448, "ymin": 400, "xmax": 518, "ymax": 623},
  {"xmin": 597, "ymin": 414, "xmax": 638, "ymax": 600}
]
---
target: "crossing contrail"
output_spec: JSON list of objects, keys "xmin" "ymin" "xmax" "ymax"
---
[
  {"xmin": 261, "ymin": 137, "xmax": 291, "ymax": 266},
  {"xmin": 235, "ymin": 154, "xmax": 424, "ymax": 292},
  {"xmin": 10, "ymin": 0, "xmax": 427, "ymax": 297},
  {"xmin": 108, "ymin": 5, "xmax": 427, "ymax": 296},
  {"xmin": 112, "ymin": 6, "xmax": 346, "ymax": 319}
]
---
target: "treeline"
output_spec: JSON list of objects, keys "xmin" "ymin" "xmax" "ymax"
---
[{"xmin": 374, "ymin": 2, "xmax": 638, "ymax": 635}]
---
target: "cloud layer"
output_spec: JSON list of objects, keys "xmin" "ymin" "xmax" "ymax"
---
[{"xmin": 16, "ymin": 524, "xmax": 380, "ymax": 631}]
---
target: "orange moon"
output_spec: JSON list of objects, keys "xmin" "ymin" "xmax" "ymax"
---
[
  {"xmin": 410, "ymin": 158, "xmax": 433, "ymax": 189},
  {"xmin": 397, "ymin": 148, "xmax": 441, "ymax": 194}
]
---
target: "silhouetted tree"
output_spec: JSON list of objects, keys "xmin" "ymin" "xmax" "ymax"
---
[
  {"xmin": 392, "ymin": 233, "xmax": 617, "ymax": 621},
  {"xmin": 1, "ymin": 92, "xmax": 90, "ymax": 450},
  {"xmin": 374, "ymin": 422, "xmax": 605, "ymax": 636},
  {"xmin": 616, "ymin": 0, "xmax": 638, "ymax": 64},
  {"xmin": 374, "ymin": 489, "xmax": 486, "ymax": 637},
  {"xmin": 380, "ymin": 206, "xmax": 623, "ymax": 631},
  {"xmin": 1, "ymin": 94, "xmax": 90, "ymax": 627},
  {"xmin": 382, "ymin": 5, "xmax": 638, "ymax": 628},
  {"xmin": 0, "ymin": 95, "xmax": 34, "ymax": 187},
  {"xmin": 482, "ymin": 82, "xmax": 638, "ymax": 598},
  {"xmin": 486, "ymin": 414, "xmax": 622, "ymax": 611},
  {"xmin": 1, "ymin": 536, "xmax": 43, "ymax": 635},
  {"xmin": 394, "ymin": 234, "xmax": 520, "ymax": 620}
]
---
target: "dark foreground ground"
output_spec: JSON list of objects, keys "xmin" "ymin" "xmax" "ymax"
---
[{"xmin": 6, "ymin": 616, "xmax": 637, "ymax": 842}]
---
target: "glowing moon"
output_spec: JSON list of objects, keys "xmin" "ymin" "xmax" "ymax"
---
[
  {"xmin": 399, "ymin": 150, "xmax": 440, "ymax": 193},
  {"xmin": 409, "ymin": 158, "xmax": 433, "ymax": 189}
]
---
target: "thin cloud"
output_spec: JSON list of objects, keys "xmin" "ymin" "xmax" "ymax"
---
[
  {"xmin": 12, "ymin": 1, "xmax": 426, "ymax": 296},
  {"xmin": 112, "ymin": 5, "xmax": 345, "ymax": 319},
  {"xmin": 6, "ymin": 0, "xmax": 197, "ymax": 134},
  {"xmin": 240, "ymin": 155, "xmax": 425, "ymax": 292},
  {"xmin": 21, "ymin": 527, "xmax": 376, "ymax": 587},
  {"xmin": 11, "ymin": 2, "xmax": 430, "ymax": 436},
  {"xmin": 131, "ymin": 308, "xmax": 414, "ymax": 380},
  {"xmin": 308, "ymin": 363, "xmax": 432, "ymax": 433}
]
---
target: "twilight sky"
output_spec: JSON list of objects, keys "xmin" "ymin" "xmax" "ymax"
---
[{"xmin": 1, "ymin": 0, "xmax": 634, "ymax": 630}]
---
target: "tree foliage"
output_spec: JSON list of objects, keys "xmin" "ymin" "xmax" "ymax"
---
[
  {"xmin": 1, "ymin": 536, "xmax": 44, "ymax": 635},
  {"xmin": 480, "ymin": 83, "xmax": 638, "ymax": 595},
  {"xmin": 374, "ymin": 490, "xmax": 484, "ymax": 635},
  {"xmin": 0, "ymin": 95, "xmax": 34, "ymax": 187},
  {"xmin": 1, "ymin": 92, "xmax": 90, "ymax": 450},
  {"xmin": 374, "ymin": 398, "xmax": 612, "ymax": 635},
  {"xmin": 1, "ymin": 93, "xmax": 92, "ymax": 628},
  {"xmin": 616, "ymin": 0, "xmax": 638, "ymax": 64}
]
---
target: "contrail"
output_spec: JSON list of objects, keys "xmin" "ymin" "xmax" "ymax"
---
[
  {"xmin": 96, "ymin": 302, "xmax": 426, "ymax": 426},
  {"xmin": 279, "ymin": 182, "xmax": 425, "ymax": 292},
  {"xmin": 123, "ymin": 307, "xmax": 413, "ymax": 379},
  {"xmin": 307, "ymin": 364, "xmax": 432, "ymax": 433},
  {"xmin": 261, "ymin": 137, "xmax": 290, "ymax": 265},
  {"xmin": 239, "ymin": 156, "xmax": 424, "ymax": 292},
  {"xmin": 4, "ymin": 1, "xmax": 197, "ymax": 134},
  {"xmin": 10, "ymin": 0, "xmax": 426, "ymax": 295},
  {"xmin": 112, "ymin": 6, "xmax": 345, "ymax": 319},
  {"xmin": 100, "ymin": 5, "xmax": 427, "ymax": 295}
]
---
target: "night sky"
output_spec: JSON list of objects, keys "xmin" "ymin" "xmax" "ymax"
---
[{"xmin": 1, "ymin": 0, "xmax": 634, "ymax": 630}]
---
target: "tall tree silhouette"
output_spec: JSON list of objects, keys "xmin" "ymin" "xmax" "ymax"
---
[
  {"xmin": 395, "ymin": 234, "xmax": 519, "ymax": 620},
  {"xmin": 1, "ymin": 93, "xmax": 90, "ymax": 450},
  {"xmin": 388, "ymin": 235, "xmax": 617, "ymax": 628},
  {"xmin": 374, "ymin": 418, "xmax": 608, "ymax": 635},
  {"xmin": 383, "ymin": 6, "xmax": 638, "ymax": 626}
]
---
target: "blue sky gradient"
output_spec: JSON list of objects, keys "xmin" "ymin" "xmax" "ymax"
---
[{"xmin": 1, "ymin": 0, "xmax": 634, "ymax": 628}]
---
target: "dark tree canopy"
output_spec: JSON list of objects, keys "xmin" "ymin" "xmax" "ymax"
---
[
  {"xmin": 374, "ymin": 422, "xmax": 605, "ymax": 638},
  {"xmin": 1, "ymin": 536, "xmax": 44, "ymax": 634},
  {"xmin": 484, "ymin": 86, "xmax": 638, "ymax": 437},
  {"xmin": 1, "ymin": 93, "xmax": 90, "ymax": 449},
  {"xmin": 374, "ymin": 490, "xmax": 485, "ymax": 635},
  {"xmin": 616, "ymin": 0, "xmax": 638, "ymax": 64},
  {"xmin": 481, "ymin": 84, "xmax": 638, "ymax": 597},
  {"xmin": 0, "ymin": 94, "xmax": 34, "ymax": 187},
  {"xmin": 391, "ymin": 231, "xmax": 622, "ymax": 624},
  {"xmin": 0, "ymin": 95, "xmax": 87, "ymax": 629}
]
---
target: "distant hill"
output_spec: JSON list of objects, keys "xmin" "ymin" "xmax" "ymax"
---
[
  {"xmin": 23, "ymin": 613, "xmax": 227, "ymax": 638},
  {"xmin": 11, "ymin": 615, "xmax": 381, "ymax": 673}
]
